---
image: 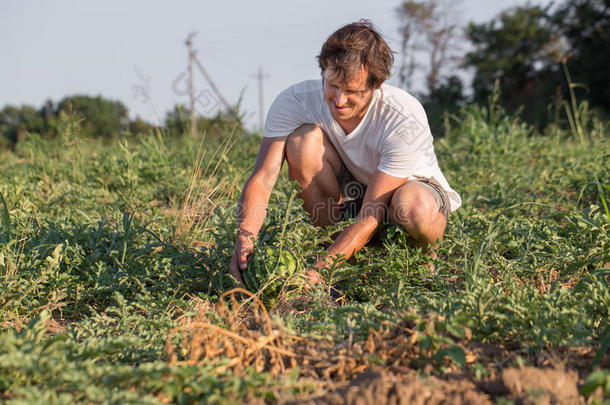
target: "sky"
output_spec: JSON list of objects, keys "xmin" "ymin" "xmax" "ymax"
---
[{"xmin": 1, "ymin": 0, "xmax": 553, "ymax": 131}]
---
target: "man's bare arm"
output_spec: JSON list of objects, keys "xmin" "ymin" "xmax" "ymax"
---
[
  {"xmin": 314, "ymin": 170, "xmax": 406, "ymax": 268},
  {"xmin": 230, "ymin": 136, "xmax": 287, "ymax": 285}
]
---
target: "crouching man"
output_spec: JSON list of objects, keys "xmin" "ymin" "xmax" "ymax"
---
[{"xmin": 230, "ymin": 20, "xmax": 461, "ymax": 287}]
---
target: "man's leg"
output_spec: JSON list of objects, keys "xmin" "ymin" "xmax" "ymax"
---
[
  {"xmin": 388, "ymin": 182, "xmax": 447, "ymax": 259},
  {"xmin": 285, "ymin": 124, "xmax": 343, "ymax": 227}
]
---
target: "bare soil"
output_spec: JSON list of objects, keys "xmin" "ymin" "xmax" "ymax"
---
[{"xmin": 166, "ymin": 292, "xmax": 609, "ymax": 404}]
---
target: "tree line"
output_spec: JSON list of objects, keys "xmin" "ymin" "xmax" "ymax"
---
[
  {"xmin": 397, "ymin": 0, "xmax": 608, "ymax": 131},
  {"xmin": 0, "ymin": 95, "xmax": 241, "ymax": 149}
]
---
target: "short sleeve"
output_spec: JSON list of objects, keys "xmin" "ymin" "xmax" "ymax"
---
[
  {"xmin": 263, "ymin": 86, "xmax": 310, "ymax": 138},
  {"xmin": 377, "ymin": 106, "xmax": 436, "ymax": 179}
]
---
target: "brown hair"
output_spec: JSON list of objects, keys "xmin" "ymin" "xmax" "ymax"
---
[{"xmin": 317, "ymin": 20, "xmax": 394, "ymax": 90}]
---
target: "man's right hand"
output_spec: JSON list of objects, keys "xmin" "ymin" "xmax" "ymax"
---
[
  {"xmin": 229, "ymin": 136, "xmax": 287, "ymax": 289},
  {"xmin": 229, "ymin": 231, "xmax": 255, "ymax": 288}
]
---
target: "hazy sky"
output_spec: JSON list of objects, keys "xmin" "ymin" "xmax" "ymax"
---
[{"xmin": 1, "ymin": 0, "xmax": 553, "ymax": 130}]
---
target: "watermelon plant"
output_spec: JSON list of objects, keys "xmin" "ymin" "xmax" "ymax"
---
[
  {"xmin": 0, "ymin": 98, "xmax": 608, "ymax": 403},
  {"xmin": 241, "ymin": 189, "xmax": 303, "ymax": 307}
]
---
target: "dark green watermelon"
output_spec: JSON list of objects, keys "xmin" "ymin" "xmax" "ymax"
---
[{"xmin": 242, "ymin": 247, "xmax": 297, "ymax": 307}]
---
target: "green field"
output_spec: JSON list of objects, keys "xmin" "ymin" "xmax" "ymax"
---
[{"xmin": 1, "ymin": 102, "xmax": 609, "ymax": 404}]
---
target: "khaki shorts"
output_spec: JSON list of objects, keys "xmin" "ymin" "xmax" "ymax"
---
[{"xmin": 337, "ymin": 163, "xmax": 450, "ymax": 222}]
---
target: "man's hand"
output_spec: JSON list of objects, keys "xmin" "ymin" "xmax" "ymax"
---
[
  {"xmin": 229, "ymin": 230, "xmax": 255, "ymax": 288},
  {"xmin": 308, "ymin": 170, "xmax": 407, "ymax": 272},
  {"xmin": 302, "ymin": 254, "xmax": 330, "ymax": 289},
  {"xmin": 229, "ymin": 137, "xmax": 287, "ymax": 288},
  {"xmin": 301, "ymin": 268, "xmax": 323, "ymax": 292}
]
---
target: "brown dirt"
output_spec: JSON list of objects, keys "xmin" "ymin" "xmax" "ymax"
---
[
  {"xmin": 45, "ymin": 317, "xmax": 67, "ymax": 334},
  {"xmin": 299, "ymin": 367, "xmax": 491, "ymax": 405},
  {"xmin": 501, "ymin": 367, "xmax": 579, "ymax": 405},
  {"xmin": 297, "ymin": 365, "xmax": 590, "ymax": 405},
  {"xmin": 166, "ymin": 290, "xmax": 608, "ymax": 404}
]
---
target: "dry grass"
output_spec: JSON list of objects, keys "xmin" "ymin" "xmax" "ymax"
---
[
  {"xmin": 170, "ymin": 128, "xmax": 240, "ymax": 249},
  {"xmin": 165, "ymin": 291, "xmax": 607, "ymax": 403},
  {"xmin": 166, "ymin": 290, "xmax": 453, "ymax": 388}
]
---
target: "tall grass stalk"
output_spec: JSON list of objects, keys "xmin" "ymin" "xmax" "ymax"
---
[
  {"xmin": 596, "ymin": 177, "xmax": 610, "ymax": 225},
  {"xmin": 0, "ymin": 192, "xmax": 10, "ymax": 242},
  {"xmin": 595, "ymin": 177, "xmax": 610, "ymax": 268},
  {"xmin": 172, "ymin": 128, "xmax": 239, "ymax": 248},
  {"xmin": 561, "ymin": 60, "xmax": 587, "ymax": 143}
]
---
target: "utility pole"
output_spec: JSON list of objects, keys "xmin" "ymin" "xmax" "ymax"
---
[
  {"xmin": 185, "ymin": 32, "xmax": 197, "ymax": 138},
  {"xmin": 183, "ymin": 34, "xmax": 240, "ymax": 126},
  {"xmin": 254, "ymin": 66, "xmax": 269, "ymax": 132}
]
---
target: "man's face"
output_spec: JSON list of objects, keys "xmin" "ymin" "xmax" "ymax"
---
[{"xmin": 323, "ymin": 66, "xmax": 375, "ymax": 126}]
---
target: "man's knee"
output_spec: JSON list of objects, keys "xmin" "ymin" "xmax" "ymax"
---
[
  {"xmin": 286, "ymin": 124, "xmax": 342, "ymax": 181},
  {"xmin": 389, "ymin": 186, "xmax": 438, "ymax": 231},
  {"xmin": 285, "ymin": 124, "xmax": 323, "ymax": 166}
]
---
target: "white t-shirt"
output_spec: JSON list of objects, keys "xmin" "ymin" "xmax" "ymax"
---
[{"xmin": 263, "ymin": 79, "xmax": 461, "ymax": 212}]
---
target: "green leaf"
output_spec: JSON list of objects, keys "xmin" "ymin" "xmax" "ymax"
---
[
  {"xmin": 581, "ymin": 369, "xmax": 610, "ymax": 396},
  {"xmin": 448, "ymin": 345, "xmax": 466, "ymax": 368},
  {"xmin": 0, "ymin": 191, "xmax": 10, "ymax": 240},
  {"xmin": 446, "ymin": 323, "xmax": 466, "ymax": 339},
  {"xmin": 596, "ymin": 178, "xmax": 610, "ymax": 223},
  {"xmin": 419, "ymin": 334, "xmax": 432, "ymax": 351},
  {"xmin": 590, "ymin": 325, "xmax": 610, "ymax": 372}
]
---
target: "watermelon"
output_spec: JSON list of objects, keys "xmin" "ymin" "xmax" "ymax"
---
[{"xmin": 242, "ymin": 246, "xmax": 297, "ymax": 306}]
